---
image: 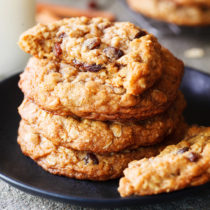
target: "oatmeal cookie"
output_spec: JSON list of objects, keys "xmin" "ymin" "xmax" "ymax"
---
[
  {"xmin": 17, "ymin": 120, "xmax": 187, "ymax": 181},
  {"xmin": 18, "ymin": 92, "xmax": 185, "ymax": 154},
  {"xmin": 19, "ymin": 47, "xmax": 183, "ymax": 121},
  {"xmin": 18, "ymin": 17, "xmax": 163, "ymax": 95},
  {"xmin": 118, "ymin": 126, "xmax": 210, "ymax": 196},
  {"xmin": 173, "ymin": 0, "xmax": 210, "ymax": 6},
  {"xmin": 127, "ymin": 0, "xmax": 210, "ymax": 26}
]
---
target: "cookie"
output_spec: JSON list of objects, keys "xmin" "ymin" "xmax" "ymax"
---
[
  {"xmin": 173, "ymin": 0, "xmax": 210, "ymax": 6},
  {"xmin": 118, "ymin": 126, "xmax": 210, "ymax": 197},
  {"xmin": 127, "ymin": 0, "xmax": 210, "ymax": 26},
  {"xmin": 18, "ymin": 17, "xmax": 163, "ymax": 95},
  {"xmin": 18, "ymin": 92, "xmax": 185, "ymax": 154},
  {"xmin": 17, "ymin": 120, "xmax": 187, "ymax": 181},
  {"xmin": 19, "ymin": 47, "xmax": 183, "ymax": 121}
]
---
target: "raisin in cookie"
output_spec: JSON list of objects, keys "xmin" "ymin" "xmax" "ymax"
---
[
  {"xmin": 18, "ymin": 17, "xmax": 163, "ymax": 95},
  {"xmin": 127, "ymin": 0, "xmax": 210, "ymax": 26},
  {"xmin": 118, "ymin": 126, "xmax": 210, "ymax": 196},
  {"xmin": 18, "ymin": 92, "xmax": 185, "ymax": 154},
  {"xmin": 17, "ymin": 121, "xmax": 158, "ymax": 181},
  {"xmin": 17, "ymin": 120, "xmax": 187, "ymax": 181},
  {"xmin": 19, "ymin": 47, "xmax": 183, "ymax": 121}
]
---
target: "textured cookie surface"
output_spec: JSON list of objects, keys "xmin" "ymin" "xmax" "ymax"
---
[
  {"xmin": 118, "ymin": 126, "xmax": 210, "ymax": 196},
  {"xmin": 172, "ymin": 0, "xmax": 210, "ymax": 6},
  {"xmin": 19, "ymin": 17, "xmax": 164, "ymax": 95},
  {"xmin": 19, "ymin": 47, "xmax": 183, "ymax": 121},
  {"xmin": 19, "ymin": 92, "xmax": 185, "ymax": 154},
  {"xmin": 17, "ymin": 121, "xmax": 164, "ymax": 181},
  {"xmin": 127, "ymin": 0, "xmax": 210, "ymax": 26}
]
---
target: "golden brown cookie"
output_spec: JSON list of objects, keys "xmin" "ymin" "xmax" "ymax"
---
[
  {"xmin": 17, "ymin": 120, "xmax": 187, "ymax": 181},
  {"xmin": 127, "ymin": 0, "xmax": 210, "ymax": 26},
  {"xmin": 18, "ymin": 17, "xmax": 163, "ymax": 95},
  {"xmin": 18, "ymin": 47, "xmax": 183, "ymax": 121},
  {"xmin": 118, "ymin": 126, "xmax": 210, "ymax": 197},
  {"xmin": 18, "ymin": 92, "xmax": 185, "ymax": 154},
  {"xmin": 173, "ymin": 0, "xmax": 210, "ymax": 6}
]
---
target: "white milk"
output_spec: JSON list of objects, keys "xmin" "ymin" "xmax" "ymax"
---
[{"xmin": 0, "ymin": 0, "xmax": 35, "ymax": 78}]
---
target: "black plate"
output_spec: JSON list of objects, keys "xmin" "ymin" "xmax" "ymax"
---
[{"xmin": 0, "ymin": 67, "xmax": 210, "ymax": 208}]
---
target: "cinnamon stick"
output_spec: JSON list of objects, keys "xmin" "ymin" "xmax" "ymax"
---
[{"xmin": 37, "ymin": 3, "xmax": 115, "ymax": 21}]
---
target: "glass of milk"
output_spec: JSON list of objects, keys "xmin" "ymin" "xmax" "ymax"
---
[{"xmin": 0, "ymin": 0, "xmax": 35, "ymax": 79}]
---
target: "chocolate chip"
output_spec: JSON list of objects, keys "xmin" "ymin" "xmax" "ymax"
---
[
  {"xmin": 103, "ymin": 47, "xmax": 124, "ymax": 60},
  {"xmin": 54, "ymin": 42, "xmax": 62, "ymax": 57},
  {"xmin": 187, "ymin": 152, "xmax": 200, "ymax": 162},
  {"xmin": 84, "ymin": 153, "xmax": 99, "ymax": 165},
  {"xmin": 135, "ymin": 30, "xmax": 147, "ymax": 39},
  {"xmin": 83, "ymin": 37, "xmax": 101, "ymax": 50},
  {"xmin": 177, "ymin": 147, "xmax": 189, "ymax": 154},
  {"xmin": 73, "ymin": 59, "xmax": 103, "ymax": 72}
]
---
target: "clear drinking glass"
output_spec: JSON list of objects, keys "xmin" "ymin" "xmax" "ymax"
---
[{"xmin": 0, "ymin": 0, "xmax": 35, "ymax": 79}]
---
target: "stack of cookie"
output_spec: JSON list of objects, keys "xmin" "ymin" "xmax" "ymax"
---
[
  {"xmin": 17, "ymin": 17, "xmax": 185, "ymax": 181},
  {"xmin": 127, "ymin": 0, "xmax": 210, "ymax": 26}
]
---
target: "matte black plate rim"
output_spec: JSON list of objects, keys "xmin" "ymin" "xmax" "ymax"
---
[{"xmin": 1, "ymin": 170, "xmax": 209, "ymax": 208}]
